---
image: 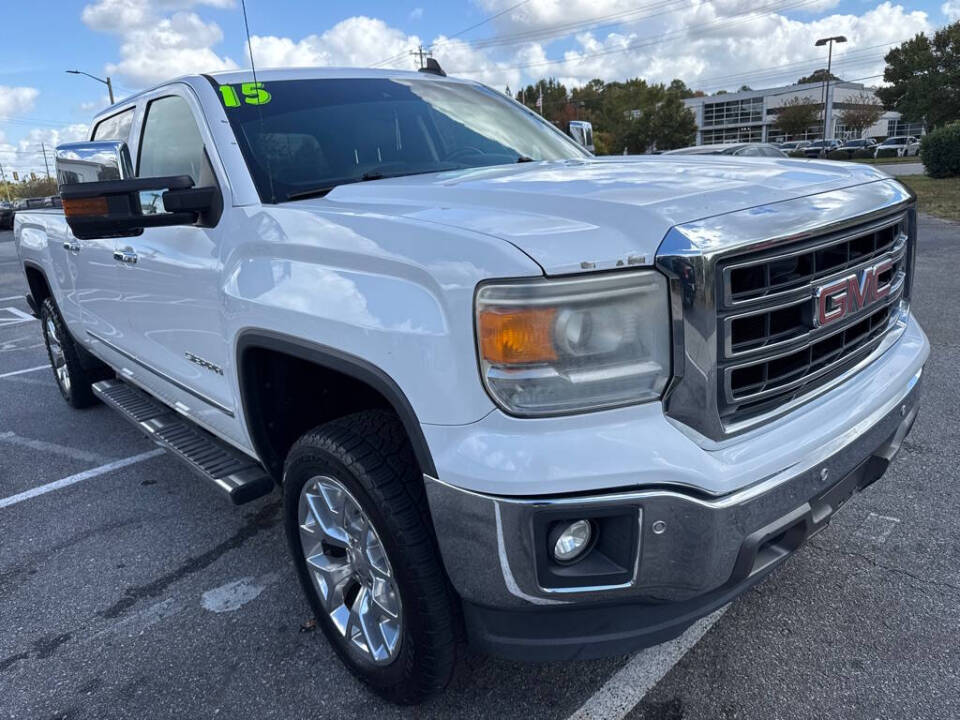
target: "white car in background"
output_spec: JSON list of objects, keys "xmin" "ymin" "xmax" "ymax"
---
[{"xmin": 875, "ymin": 136, "xmax": 920, "ymax": 157}]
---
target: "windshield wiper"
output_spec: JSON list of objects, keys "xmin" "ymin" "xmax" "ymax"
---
[
  {"xmin": 286, "ymin": 167, "xmax": 462, "ymax": 202},
  {"xmin": 516, "ymin": 155, "xmax": 535, "ymax": 163}
]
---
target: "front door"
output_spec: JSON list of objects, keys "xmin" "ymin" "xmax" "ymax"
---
[{"xmin": 117, "ymin": 90, "xmax": 242, "ymax": 446}]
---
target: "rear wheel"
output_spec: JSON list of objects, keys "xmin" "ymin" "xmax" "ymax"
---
[
  {"xmin": 283, "ymin": 410, "xmax": 459, "ymax": 704},
  {"xmin": 40, "ymin": 297, "xmax": 102, "ymax": 408}
]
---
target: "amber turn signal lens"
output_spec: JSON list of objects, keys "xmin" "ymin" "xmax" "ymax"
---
[
  {"xmin": 479, "ymin": 307, "xmax": 557, "ymax": 365},
  {"xmin": 62, "ymin": 196, "xmax": 109, "ymax": 218}
]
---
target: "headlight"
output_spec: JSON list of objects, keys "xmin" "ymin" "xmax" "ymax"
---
[{"xmin": 475, "ymin": 271, "xmax": 671, "ymax": 416}]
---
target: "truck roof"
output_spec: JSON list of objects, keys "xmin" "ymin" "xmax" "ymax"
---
[{"xmin": 94, "ymin": 67, "xmax": 464, "ymax": 124}]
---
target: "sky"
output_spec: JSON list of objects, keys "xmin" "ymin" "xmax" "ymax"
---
[{"xmin": 0, "ymin": 0, "xmax": 957, "ymax": 179}]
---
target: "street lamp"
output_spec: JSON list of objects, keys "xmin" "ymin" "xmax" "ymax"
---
[
  {"xmin": 65, "ymin": 69, "xmax": 115, "ymax": 105},
  {"xmin": 814, "ymin": 35, "xmax": 846, "ymax": 141}
]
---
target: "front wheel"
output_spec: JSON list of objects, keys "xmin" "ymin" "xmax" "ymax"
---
[{"xmin": 283, "ymin": 410, "xmax": 459, "ymax": 704}]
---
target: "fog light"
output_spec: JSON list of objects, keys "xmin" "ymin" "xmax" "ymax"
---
[{"xmin": 553, "ymin": 520, "xmax": 593, "ymax": 563}]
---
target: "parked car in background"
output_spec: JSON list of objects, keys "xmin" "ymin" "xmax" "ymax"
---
[
  {"xmin": 664, "ymin": 142, "xmax": 786, "ymax": 157},
  {"xmin": 839, "ymin": 138, "xmax": 878, "ymax": 152},
  {"xmin": 0, "ymin": 201, "xmax": 13, "ymax": 230},
  {"xmin": 802, "ymin": 139, "xmax": 843, "ymax": 158},
  {"xmin": 875, "ymin": 136, "xmax": 920, "ymax": 158},
  {"xmin": 778, "ymin": 140, "xmax": 812, "ymax": 151}
]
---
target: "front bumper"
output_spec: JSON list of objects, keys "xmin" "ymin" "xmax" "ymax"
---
[{"xmin": 424, "ymin": 316, "xmax": 926, "ymax": 660}]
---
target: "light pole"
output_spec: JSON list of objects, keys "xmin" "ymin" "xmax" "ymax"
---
[
  {"xmin": 815, "ymin": 36, "xmax": 846, "ymax": 141},
  {"xmin": 66, "ymin": 69, "xmax": 115, "ymax": 105}
]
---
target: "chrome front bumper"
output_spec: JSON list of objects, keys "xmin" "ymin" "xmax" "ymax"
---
[{"xmin": 425, "ymin": 367, "xmax": 922, "ymax": 614}]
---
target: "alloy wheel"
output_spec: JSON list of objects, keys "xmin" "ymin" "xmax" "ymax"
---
[
  {"xmin": 298, "ymin": 475, "xmax": 403, "ymax": 665},
  {"xmin": 44, "ymin": 316, "xmax": 71, "ymax": 395}
]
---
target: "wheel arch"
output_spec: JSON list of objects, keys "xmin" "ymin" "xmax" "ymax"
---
[
  {"xmin": 22, "ymin": 260, "xmax": 52, "ymax": 309},
  {"xmin": 236, "ymin": 329, "xmax": 438, "ymax": 482}
]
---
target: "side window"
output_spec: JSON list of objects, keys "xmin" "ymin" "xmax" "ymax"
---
[
  {"xmin": 137, "ymin": 95, "xmax": 215, "ymax": 185},
  {"xmin": 92, "ymin": 108, "xmax": 135, "ymax": 143}
]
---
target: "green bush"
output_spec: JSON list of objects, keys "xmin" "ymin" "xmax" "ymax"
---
[
  {"xmin": 788, "ymin": 150, "xmax": 808, "ymax": 158},
  {"xmin": 827, "ymin": 149, "xmax": 852, "ymax": 160},
  {"xmin": 875, "ymin": 147, "xmax": 901, "ymax": 159},
  {"xmin": 920, "ymin": 123, "xmax": 960, "ymax": 178},
  {"xmin": 852, "ymin": 149, "xmax": 875, "ymax": 159}
]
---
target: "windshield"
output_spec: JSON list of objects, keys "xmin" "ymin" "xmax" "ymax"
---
[
  {"xmin": 881, "ymin": 138, "xmax": 904, "ymax": 145},
  {"xmin": 218, "ymin": 77, "xmax": 590, "ymax": 203}
]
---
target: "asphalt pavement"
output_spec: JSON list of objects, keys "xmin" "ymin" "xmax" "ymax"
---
[{"xmin": 0, "ymin": 216, "xmax": 958, "ymax": 720}]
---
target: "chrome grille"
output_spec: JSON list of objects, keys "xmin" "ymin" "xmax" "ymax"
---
[{"xmin": 716, "ymin": 213, "xmax": 909, "ymax": 423}]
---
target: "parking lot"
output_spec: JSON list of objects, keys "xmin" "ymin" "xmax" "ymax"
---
[{"xmin": 0, "ymin": 217, "xmax": 958, "ymax": 720}]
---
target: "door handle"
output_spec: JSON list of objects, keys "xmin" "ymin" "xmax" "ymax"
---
[
  {"xmin": 113, "ymin": 248, "xmax": 138, "ymax": 264},
  {"xmin": 63, "ymin": 240, "xmax": 80, "ymax": 253}
]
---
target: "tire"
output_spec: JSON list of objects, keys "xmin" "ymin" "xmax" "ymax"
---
[
  {"xmin": 283, "ymin": 410, "xmax": 459, "ymax": 704},
  {"xmin": 39, "ymin": 297, "xmax": 104, "ymax": 408}
]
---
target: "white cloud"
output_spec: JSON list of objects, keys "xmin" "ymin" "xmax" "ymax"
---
[
  {"xmin": 0, "ymin": 86, "xmax": 39, "ymax": 118},
  {"xmin": 943, "ymin": 1, "xmax": 960, "ymax": 20},
  {"xmin": 239, "ymin": 3, "xmax": 930, "ymax": 98},
  {"xmin": 251, "ymin": 17, "xmax": 423, "ymax": 69},
  {"xmin": 409, "ymin": 7, "xmax": 424, "ymax": 21},
  {"xmin": 0, "ymin": 123, "xmax": 91, "ymax": 180},
  {"xmin": 81, "ymin": 0, "xmax": 238, "ymax": 86}
]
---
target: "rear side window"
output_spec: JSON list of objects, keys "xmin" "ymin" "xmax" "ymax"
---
[
  {"xmin": 137, "ymin": 95, "xmax": 215, "ymax": 185},
  {"xmin": 92, "ymin": 108, "xmax": 135, "ymax": 143}
]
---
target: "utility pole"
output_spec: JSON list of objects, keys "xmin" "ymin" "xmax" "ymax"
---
[
  {"xmin": 409, "ymin": 45, "xmax": 431, "ymax": 69},
  {"xmin": 41, "ymin": 143, "xmax": 51, "ymax": 179},
  {"xmin": 815, "ymin": 35, "xmax": 847, "ymax": 141}
]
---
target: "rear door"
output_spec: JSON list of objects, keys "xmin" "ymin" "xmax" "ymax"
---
[{"xmin": 118, "ymin": 86, "xmax": 243, "ymax": 445}]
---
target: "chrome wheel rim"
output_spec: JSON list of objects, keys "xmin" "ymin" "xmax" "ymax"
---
[
  {"xmin": 44, "ymin": 317, "xmax": 70, "ymax": 395},
  {"xmin": 298, "ymin": 475, "xmax": 402, "ymax": 665}
]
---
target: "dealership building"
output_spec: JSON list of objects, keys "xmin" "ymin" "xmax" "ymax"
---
[{"xmin": 682, "ymin": 81, "xmax": 923, "ymax": 145}]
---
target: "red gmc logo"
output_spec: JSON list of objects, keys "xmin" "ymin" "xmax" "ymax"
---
[{"xmin": 814, "ymin": 258, "xmax": 895, "ymax": 327}]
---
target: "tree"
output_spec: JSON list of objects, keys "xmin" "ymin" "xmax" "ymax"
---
[
  {"xmin": 773, "ymin": 96, "xmax": 820, "ymax": 139},
  {"xmin": 877, "ymin": 22, "xmax": 960, "ymax": 130},
  {"xmin": 840, "ymin": 92, "xmax": 885, "ymax": 136},
  {"xmin": 648, "ymin": 95, "xmax": 697, "ymax": 151},
  {"xmin": 622, "ymin": 95, "xmax": 697, "ymax": 153},
  {"xmin": 797, "ymin": 68, "xmax": 841, "ymax": 85},
  {"xmin": 739, "ymin": 85, "xmax": 753, "ymax": 92}
]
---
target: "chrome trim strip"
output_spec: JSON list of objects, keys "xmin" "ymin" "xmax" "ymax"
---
[
  {"xmin": 720, "ymin": 214, "xmax": 907, "ymax": 309},
  {"xmin": 721, "ymin": 303, "xmax": 910, "ymax": 435},
  {"xmin": 722, "ymin": 299, "xmax": 905, "ymax": 407},
  {"xmin": 722, "ymin": 274, "xmax": 905, "ymax": 363},
  {"xmin": 87, "ymin": 331, "xmax": 235, "ymax": 417}
]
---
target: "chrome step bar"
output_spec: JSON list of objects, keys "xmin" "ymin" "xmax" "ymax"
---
[{"xmin": 92, "ymin": 379, "xmax": 274, "ymax": 505}]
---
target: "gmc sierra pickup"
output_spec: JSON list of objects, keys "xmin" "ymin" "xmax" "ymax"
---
[{"xmin": 14, "ymin": 66, "xmax": 928, "ymax": 704}]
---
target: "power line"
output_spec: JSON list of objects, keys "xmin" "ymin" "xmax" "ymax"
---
[
  {"xmin": 371, "ymin": 0, "xmax": 536, "ymax": 68},
  {"xmin": 456, "ymin": 0, "xmax": 840, "ymax": 74}
]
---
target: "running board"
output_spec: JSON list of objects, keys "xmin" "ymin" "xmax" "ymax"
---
[{"xmin": 92, "ymin": 379, "xmax": 274, "ymax": 504}]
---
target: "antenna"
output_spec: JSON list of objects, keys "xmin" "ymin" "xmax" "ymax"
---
[{"xmin": 240, "ymin": 0, "xmax": 277, "ymax": 203}]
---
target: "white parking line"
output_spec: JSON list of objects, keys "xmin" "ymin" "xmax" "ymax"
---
[
  {"xmin": 0, "ymin": 449, "xmax": 165, "ymax": 510},
  {"xmin": 0, "ymin": 431, "xmax": 110, "ymax": 464},
  {"xmin": 0, "ymin": 307, "xmax": 36, "ymax": 327},
  {"xmin": 0, "ymin": 364, "xmax": 47, "ymax": 379},
  {"xmin": 0, "ymin": 295, "xmax": 24, "ymax": 302},
  {"xmin": 566, "ymin": 607, "xmax": 728, "ymax": 720}
]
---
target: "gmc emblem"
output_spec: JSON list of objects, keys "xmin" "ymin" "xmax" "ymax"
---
[{"xmin": 814, "ymin": 258, "xmax": 894, "ymax": 328}]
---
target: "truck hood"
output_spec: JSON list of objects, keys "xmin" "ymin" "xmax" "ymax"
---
[{"xmin": 308, "ymin": 156, "xmax": 895, "ymax": 276}]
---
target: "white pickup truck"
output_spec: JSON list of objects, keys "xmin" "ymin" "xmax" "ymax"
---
[{"xmin": 14, "ymin": 66, "xmax": 928, "ymax": 704}]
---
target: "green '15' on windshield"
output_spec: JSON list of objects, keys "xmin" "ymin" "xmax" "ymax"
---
[{"xmin": 219, "ymin": 82, "xmax": 271, "ymax": 108}]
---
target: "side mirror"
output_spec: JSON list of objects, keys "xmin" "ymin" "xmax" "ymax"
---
[{"xmin": 55, "ymin": 141, "xmax": 221, "ymax": 240}]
